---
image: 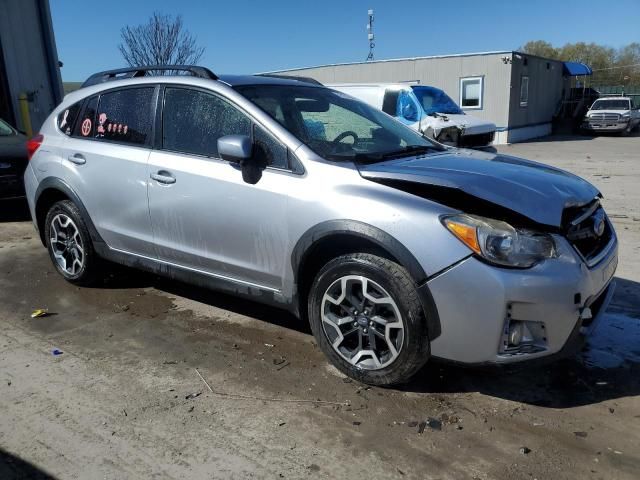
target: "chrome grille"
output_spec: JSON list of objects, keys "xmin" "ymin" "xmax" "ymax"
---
[{"xmin": 590, "ymin": 113, "xmax": 620, "ymax": 122}]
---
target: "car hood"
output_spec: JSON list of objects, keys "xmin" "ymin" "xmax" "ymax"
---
[
  {"xmin": 358, "ymin": 149, "xmax": 600, "ymax": 227},
  {"xmin": 422, "ymin": 113, "xmax": 496, "ymax": 136}
]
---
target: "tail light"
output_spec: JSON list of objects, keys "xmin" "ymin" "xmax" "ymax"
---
[{"xmin": 26, "ymin": 134, "xmax": 44, "ymax": 160}]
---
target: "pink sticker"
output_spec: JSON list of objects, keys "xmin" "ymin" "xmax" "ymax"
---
[
  {"xmin": 81, "ymin": 118, "xmax": 92, "ymax": 137},
  {"xmin": 97, "ymin": 113, "xmax": 107, "ymax": 135}
]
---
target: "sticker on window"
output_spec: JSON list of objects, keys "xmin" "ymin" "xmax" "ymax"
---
[
  {"xmin": 59, "ymin": 109, "xmax": 70, "ymax": 129},
  {"xmin": 97, "ymin": 113, "xmax": 107, "ymax": 136},
  {"xmin": 80, "ymin": 118, "xmax": 92, "ymax": 137}
]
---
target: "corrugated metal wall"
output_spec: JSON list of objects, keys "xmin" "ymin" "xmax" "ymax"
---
[
  {"xmin": 0, "ymin": 0, "xmax": 63, "ymax": 131},
  {"xmin": 272, "ymin": 52, "xmax": 514, "ymax": 131},
  {"xmin": 273, "ymin": 52, "xmax": 570, "ymax": 143},
  {"xmin": 507, "ymin": 54, "xmax": 564, "ymax": 142}
]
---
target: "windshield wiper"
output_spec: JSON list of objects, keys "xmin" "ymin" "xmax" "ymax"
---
[{"xmin": 326, "ymin": 145, "xmax": 441, "ymax": 164}]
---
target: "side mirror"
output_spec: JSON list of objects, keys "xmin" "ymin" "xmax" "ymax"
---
[
  {"xmin": 217, "ymin": 134, "xmax": 252, "ymax": 163},
  {"xmin": 218, "ymin": 134, "xmax": 266, "ymax": 185}
]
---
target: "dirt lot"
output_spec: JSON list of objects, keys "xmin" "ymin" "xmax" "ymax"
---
[{"xmin": 1, "ymin": 134, "xmax": 639, "ymax": 480}]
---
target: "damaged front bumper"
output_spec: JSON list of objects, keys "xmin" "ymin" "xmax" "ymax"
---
[{"xmin": 426, "ymin": 234, "xmax": 618, "ymax": 364}]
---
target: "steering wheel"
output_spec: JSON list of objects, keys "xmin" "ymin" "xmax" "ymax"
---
[{"xmin": 332, "ymin": 131, "xmax": 359, "ymax": 144}]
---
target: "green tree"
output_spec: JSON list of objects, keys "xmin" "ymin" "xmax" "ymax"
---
[
  {"xmin": 521, "ymin": 40, "xmax": 559, "ymax": 59},
  {"xmin": 558, "ymin": 42, "xmax": 616, "ymax": 71},
  {"xmin": 520, "ymin": 40, "xmax": 640, "ymax": 86}
]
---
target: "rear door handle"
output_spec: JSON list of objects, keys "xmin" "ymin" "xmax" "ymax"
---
[
  {"xmin": 150, "ymin": 171, "xmax": 176, "ymax": 185},
  {"xmin": 67, "ymin": 153, "xmax": 86, "ymax": 165}
]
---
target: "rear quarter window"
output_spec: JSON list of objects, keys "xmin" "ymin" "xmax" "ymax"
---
[
  {"xmin": 72, "ymin": 96, "xmax": 98, "ymax": 138},
  {"xmin": 58, "ymin": 102, "xmax": 81, "ymax": 135},
  {"xmin": 95, "ymin": 87, "xmax": 155, "ymax": 145}
]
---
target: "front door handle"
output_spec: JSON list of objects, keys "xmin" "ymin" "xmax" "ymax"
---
[
  {"xmin": 67, "ymin": 153, "xmax": 86, "ymax": 165},
  {"xmin": 150, "ymin": 171, "xmax": 176, "ymax": 185}
]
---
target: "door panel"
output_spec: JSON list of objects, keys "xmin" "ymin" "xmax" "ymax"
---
[
  {"xmin": 60, "ymin": 86, "xmax": 156, "ymax": 256},
  {"xmin": 64, "ymin": 138, "xmax": 154, "ymax": 255},
  {"xmin": 147, "ymin": 86, "xmax": 289, "ymax": 290},
  {"xmin": 147, "ymin": 151, "xmax": 288, "ymax": 290}
]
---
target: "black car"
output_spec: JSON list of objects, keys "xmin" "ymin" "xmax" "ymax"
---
[{"xmin": 0, "ymin": 117, "xmax": 28, "ymax": 199}]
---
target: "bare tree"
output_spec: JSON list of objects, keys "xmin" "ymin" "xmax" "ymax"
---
[{"xmin": 118, "ymin": 12, "xmax": 205, "ymax": 67}]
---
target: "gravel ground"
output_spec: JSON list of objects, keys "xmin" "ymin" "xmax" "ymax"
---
[{"xmin": 0, "ymin": 133, "xmax": 639, "ymax": 479}]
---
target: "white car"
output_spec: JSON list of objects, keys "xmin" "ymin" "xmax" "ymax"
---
[
  {"xmin": 582, "ymin": 97, "xmax": 640, "ymax": 134},
  {"xmin": 329, "ymin": 83, "xmax": 496, "ymax": 147}
]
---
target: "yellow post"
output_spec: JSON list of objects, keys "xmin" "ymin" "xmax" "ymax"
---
[{"xmin": 18, "ymin": 93, "xmax": 33, "ymax": 138}]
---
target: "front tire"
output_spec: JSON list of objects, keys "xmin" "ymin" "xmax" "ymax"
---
[
  {"xmin": 308, "ymin": 253, "xmax": 430, "ymax": 386},
  {"xmin": 44, "ymin": 200, "xmax": 104, "ymax": 286}
]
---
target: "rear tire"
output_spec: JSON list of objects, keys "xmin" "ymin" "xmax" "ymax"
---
[
  {"xmin": 44, "ymin": 200, "xmax": 104, "ymax": 286},
  {"xmin": 308, "ymin": 253, "xmax": 430, "ymax": 386}
]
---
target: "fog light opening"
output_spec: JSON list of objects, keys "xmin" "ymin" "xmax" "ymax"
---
[
  {"xmin": 500, "ymin": 318, "xmax": 547, "ymax": 356},
  {"xmin": 508, "ymin": 322, "xmax": 524, "ymax": 346}
]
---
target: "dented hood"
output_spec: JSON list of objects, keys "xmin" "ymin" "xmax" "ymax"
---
[{"xmin": 358, "ymin": 149, "xmax": 600, "ymax": 227}]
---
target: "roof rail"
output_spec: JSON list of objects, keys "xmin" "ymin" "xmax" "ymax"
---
[
  {"xmin": 81, "ymin": 65, "xmax": 218, "ymax": 88},
  {"xmin": 257, "ymin": 73, "xmax": 323, "ymax": 86}
]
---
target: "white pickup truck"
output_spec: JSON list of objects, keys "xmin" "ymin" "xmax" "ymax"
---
[{"xmin": 582, "ymin": 97, "xmax": 640, "ymax": 134}]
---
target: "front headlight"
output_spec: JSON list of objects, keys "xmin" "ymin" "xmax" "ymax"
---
[
  {"xmin": 442, "ymin": 214, "xmax": 557, "ymax": 268},
  {"xmin": 621, "ymin": 112, "xmax": 631, "ymax": 120}
]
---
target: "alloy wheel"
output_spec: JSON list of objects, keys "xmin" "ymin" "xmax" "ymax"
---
[
  {"xmin": 321, "ymin": 275, "xmax": 404, "ymax": 370},
  {"xmin": 49, "ymin": 213, "xmax": 85, "ymax": 276}
]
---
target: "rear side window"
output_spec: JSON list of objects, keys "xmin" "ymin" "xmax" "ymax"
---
[
  {"xmin": 162, "ymin": 87, "xmax": 251, "ymax": 157},
  {"xmin": 58, "ymin": 102, "xmax": 81, "ymax": 136},
  {"xmin": 73, "ymin": 96, "xmax": 98, "ymax": 138},
  {"xmin": 95, "ymin": 88, "xmax": 154, "ymax": 145}
]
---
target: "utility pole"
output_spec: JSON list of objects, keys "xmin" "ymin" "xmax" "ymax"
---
[{"xmin": 366, "ymin": 9, "xmax": 375, "ymax": 61}]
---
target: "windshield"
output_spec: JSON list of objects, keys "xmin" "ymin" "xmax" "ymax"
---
[
  {"xmin": 235, "ymin": 85, "xmax": 443, "ymax": 163},
  {"xmin": 0, "ymin": 118, "xmax": 15, "ymax": 136},
  {"xmin": 411, "ymin": 86, "xmax": 463, "ymax": 115},
  {"xmin": 591, "ymin": 99, "xmax": 630, "ymax": 110}
]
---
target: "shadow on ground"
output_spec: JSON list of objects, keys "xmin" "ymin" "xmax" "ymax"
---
[
  {"xmin": 98, "ymin": 265, "xmax": 640, "ymax": 409},
  {"xmin": 402, "ymin": 276, "xmax": 640, "ymax": 409},
  {"xmin": 99, "ymin": 265, "xmax": 309, "ymax": 335},
  {"xmin": 0, "ymin": 448, "xmax": 57, "ymax": 480},
  {"xmin": 0, "ymin": 198, "xmax": 31, "ymax": 223}
]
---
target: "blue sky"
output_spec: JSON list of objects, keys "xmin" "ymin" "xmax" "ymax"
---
[{"xmin": 51, "ymin": 0, "xmax": 640, "ymax": 81}]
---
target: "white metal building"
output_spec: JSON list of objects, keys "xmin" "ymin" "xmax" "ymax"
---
[
  {"xmin": 0, "ymin": 0, "xmax": 63, "ymax": 134},
  {"xmin": 268, "ymin": 51, "xmax": 571, "ymax": 144}
]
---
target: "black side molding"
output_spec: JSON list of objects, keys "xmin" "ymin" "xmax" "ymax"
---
[
  {"xmin": 34, "ymin": 177, "xmax": 105, "ymax": 247},
  {"xmin": 291, "ymin": 220, "xmax": 441, "ymax": 339}
]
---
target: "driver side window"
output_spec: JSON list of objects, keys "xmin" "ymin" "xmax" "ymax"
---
[{"xmin": 162, "ymin": 87, "xmax": 251, "ymax": 158}]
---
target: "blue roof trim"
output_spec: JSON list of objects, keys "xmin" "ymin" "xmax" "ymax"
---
[{"xmin": 563, "ymin": 61, "xmax": 593, "ymax": 76}]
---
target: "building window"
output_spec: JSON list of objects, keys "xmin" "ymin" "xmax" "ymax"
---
[
  {"xmin": 520, "ymin": 76, "xmax": 529, "ymax": 107},
  {"xmin": 460, "ymin": 77, "xmax": 483, "ymax": 109}
]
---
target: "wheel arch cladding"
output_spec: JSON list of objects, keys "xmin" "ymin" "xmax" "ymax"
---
[
  {"xmin": 292, "ymin": 220, "xmax": 441, "ymax": 340},
  {"xmin": 35, "ymin": 177, "xmax": 104, "ymax": 247}
]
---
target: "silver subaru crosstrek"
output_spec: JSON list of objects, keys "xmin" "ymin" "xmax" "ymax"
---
[{"xmin": 24, "ymin": 66, "xmax": 618, "ymax": 385}]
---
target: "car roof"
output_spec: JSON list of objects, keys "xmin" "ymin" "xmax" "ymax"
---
[
  {"xmin": 329, "ymin": 83, "xmax": 416, "ymax": 90},
  {"xmin": 61, "ymin": 73, "xmax": 324, "ymax": 107},
  {"xmin": 218, "ymin": 74, "xmax": 322, "ymax": 87},
  {"xmin": 596, "ymin": 97, "xmax": 631, "ymax": 101}
]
